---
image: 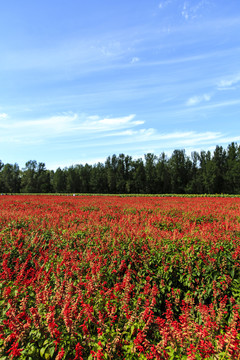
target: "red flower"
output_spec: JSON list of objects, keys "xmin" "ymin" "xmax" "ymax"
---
[{"xmin": 7, "ymin": 342, "xmax": 23, "ymax": 358}]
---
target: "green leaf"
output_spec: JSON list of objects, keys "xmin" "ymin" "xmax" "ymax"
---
[
  {"xmin": 130, "ymin": 324, "xmax": 135, "ymax": 335},
  {"xmin": 40, "ymin": 347, "xmax": 46, "ymax": 357},
  {"xmin": 29, "ymin": 345, "xmax": 36, "ymax": 355},
  {"xmin": 49, "ymin": 346, "xmax": 55, "ymax": 357}
]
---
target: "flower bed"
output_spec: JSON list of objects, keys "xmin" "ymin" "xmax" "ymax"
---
[{"xmin": 0, "ymin": 195, "xmax": 240, "ymax": 359}]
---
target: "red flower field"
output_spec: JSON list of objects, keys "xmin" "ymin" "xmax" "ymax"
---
[{"xmin": 0, "ymin": 195, "xmax": 240, "ymax": 359}]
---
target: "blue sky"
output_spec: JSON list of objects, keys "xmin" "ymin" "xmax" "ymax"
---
[{"xmin": 1, "ymin": 0, "xmax": 240, "ymax": 170}]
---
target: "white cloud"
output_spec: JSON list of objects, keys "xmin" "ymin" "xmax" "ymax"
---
[
  {"xmin": 80, "ymin": 114, "xmax": 144, "ymax": 131},
  {"xmin": 158, "ymin": 0, "xmax": 172, "ymax": 10},
  {"xmin": 104, "ymin": 128, "xmax": 156, "ymax": 139},
  {"xmin": 0, "ymin": 113, "xmax": 8, "ymax": 119},
  {"xmin": 0, "ymin": 113, "xmax": 144, "ymax": 142},
  {"xmin": 141, "ymin": 130, "xmax": 222, "ymax": 144},
  {"xmin": 217, "ymin": 73, "xmax": 240, "ymax": 90},
  {"xmin": 98, "ymin": 114, "xmax": 135, "ymax": 126},
  {"xmin": 186, "ymin": 93, "xmax": 211, "ymax": 106},
  {"xmin": 0, "ymin": 35, "xmax": 127, "ymax": 74},
  {"xmin": 181, "ymin": 1, "xmax": 210, "ymax": 21},
  {"xmin": 1, "ymin": 111, "xmax": 239, "ymax": 163},
  {"xmin": 81, "ymin": 129, "xmax": 223, "ymax": 148},
  {"xmin": 182, "ymin": 2, "xmax": 189, "ymax": 20},
  {"xmin": 26, "ymin": 113, "xmax": 78, "ymax": 132},
  {"xmin": 131, "ymin": 57, "xmax": 140, "ymax": 64},
  {"xmin": 87, "ymin": 115, "xmax": 100, "ymax": 121},
  {"xmin": 0, "ymin": 113, "xmax": 77, "ymax": 133},
  {"xmin": 187, "ymin": 99, "xmax": 240, "ymax": 110}
]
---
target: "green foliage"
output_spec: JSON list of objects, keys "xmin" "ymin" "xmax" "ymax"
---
[{"xmin": 2, "ymin": 142, "xmax": 240, "ymax": 194}]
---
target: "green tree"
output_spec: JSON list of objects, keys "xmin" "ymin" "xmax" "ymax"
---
[
  {"xmin": 52, "ymin": 167, "xmax": 67, "ymax": 193},
  {"xmin": 124, "ymin": 155, "xmax": 132, "ymax": 193},
  {"xmin": 130, "ymin": 158, "xmax": 146, "ymax": 194},
  {"xmin": 169, "ymin": 150, "xmax": 191, "ymax": 193},
  {"xmin": 212, "ymin": 145, "xmax": 227, "ymax": 193},
  {"xmin": 36, "ymin": 162, "xmax": 52, "ymax": 193},
  {"xmin": 0, "ymin": 163, "xmax": 21, "ymax": 193},
  {"xmin": 156, "ymin": 152, "xmax": 171, "ymax": 193},
  {"xmin": 185, "ymin": 151, "xmax": 202, "ymax": 194},
  {"xmin": 21, "ymin": 160, "xmax": 38, "ymax": 193},
  {"xmin": 144, "ymin": 153, "xmax": 157, "ymax": 193},
  {"xmin": 115, "ymin": 154, "xmax": 132, "ymax": 193},
  {"xmin": 79, "ymin": 164, "xmax": 92, "ymax": 193},
  {"xmin": 105, "ymin": 155, "xmax": 117, "ymax": 193},
  {"xmin": 116, "ymin": 154, "xmax": 126, "ymax": 193},
  {"xmin": 90, "ymin": 162, "xmax": 107, "ymax": 193},
  {"xmin": 225, "ymin": 142, "xmax": 240, "ymax": 193},
  {"xmin": 198, "ymin": 150, "xmax": 213, "ymax": 193},
  {"xmin": 65, "ymin": 166, "xmax": 80, "ymax": 193}
]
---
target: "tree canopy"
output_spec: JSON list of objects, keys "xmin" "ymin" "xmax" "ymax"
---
[{"xmin": 1, "ymin": 143, "xmax": 240, "ymax": 194}]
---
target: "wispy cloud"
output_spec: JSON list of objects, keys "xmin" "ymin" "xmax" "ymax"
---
[
  {"xmin": 181, "ymin": 1, "xmax": 210, "ymax": 21},
  {"xmin": 186, "ymin": 93, "xmax": 211, "ymax": 106},
  {"xmin": 187, "ymin": 99, "xmax": 240, "ymax": 110},
  {"xmin": 1, "ymin": 109, "xmax": 239, "ymax": 170},
  {"xmin": 0, "ymin": 113, "xmax": 77, "ymax": 133},
  {"xmin": 0, "ymin": 110, "xmax": 226, "ymax": 148},
  {"xmin": 158, "ymin": 0, "xmax": 172, "ymax": 10},
  {"xmin": 217, "ymin": 73, "xmax": 240, "ymax": 90},
  {"xmin": 0, "ymin": 35, "xmax": 128, "ymax": 74},
  {"xmin": 80, "ymin": 114, "xmax": 144, "ymax": 131},
  {"xmin": 0, "ymin": 113, "xmax": 144, "ymax": 143},
  {"xmin": 66, "ymin": 130, "xmax": 226, "ymax": 155},
  {"xmin": 182, "ymin": 2, "xmax": 190, "ymax": 20}
]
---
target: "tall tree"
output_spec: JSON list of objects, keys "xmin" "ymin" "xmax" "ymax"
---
[
  {"xmin": 0, "ymin": 161, "xmax": 4, "ymax": 193},
  {"xmin": 0, "ymin": 161, "xmax": 4, "ymax": 171},
  {"xmin": 185, "ymin": 151, "xmax": 201, "ymax": 193},
  {"xmin": 144, "ymin": 153, "xmax": 157, "ymax": 193},
  {"xmin": 212, "ymin": 145, "xmax": 227, "ymax": 193},
  {"xmin": 130, "ymin": 158, "xmax": 146, "ymax": 194},
  {"xmin": 156, "ymin": 152, "xmax": 171, "ymax": 193},
  {"xmin": 116, "ymin": 154, "xmax": 131, "ymax": 193},
  {"xmin": 0, "ymin": 163, "xmax": 21, "ymax": 193},
  {"xmin": 169, "ymin": 150, "xmax": 190, "ymax": 193},
  {"xmin": 90, "ymin": 162, "xmax": 107, "ymax": 193},
  {"xmin": 79, "ymin": 164, "xmax": 92, "ymax": 193},
  {"xmin": 124, "ymin": 155, "xmax": 132, "ymax": 193},
  {"xmin": 225, "ymin": 142, "xmax": 240, "ymax": 193},
  {"xmin": 36, "ymin": 162, "xmax": 52, "ymax": 193},
  {"xmin": 105, "ymin": 155, "xmax": 117, "ymax": 193},
  {"xmin": 198, "ymin": 150, "xmax": 214, "ymax": 193},
  {"xmin": 52, "ymin": 167, "xmax": 67, "ymax": 193},
  {"xmin": 21, "ymin": 160, "xmax": 38, "ymax": 193},
  {"xmin": 65, "ymin": 166, "xmax": 79, "ymax": 193}
]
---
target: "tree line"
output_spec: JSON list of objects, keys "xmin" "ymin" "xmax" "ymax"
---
[{"xmin": 1, "ymin": 142, "xmax": 240, "ymax": 194}]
